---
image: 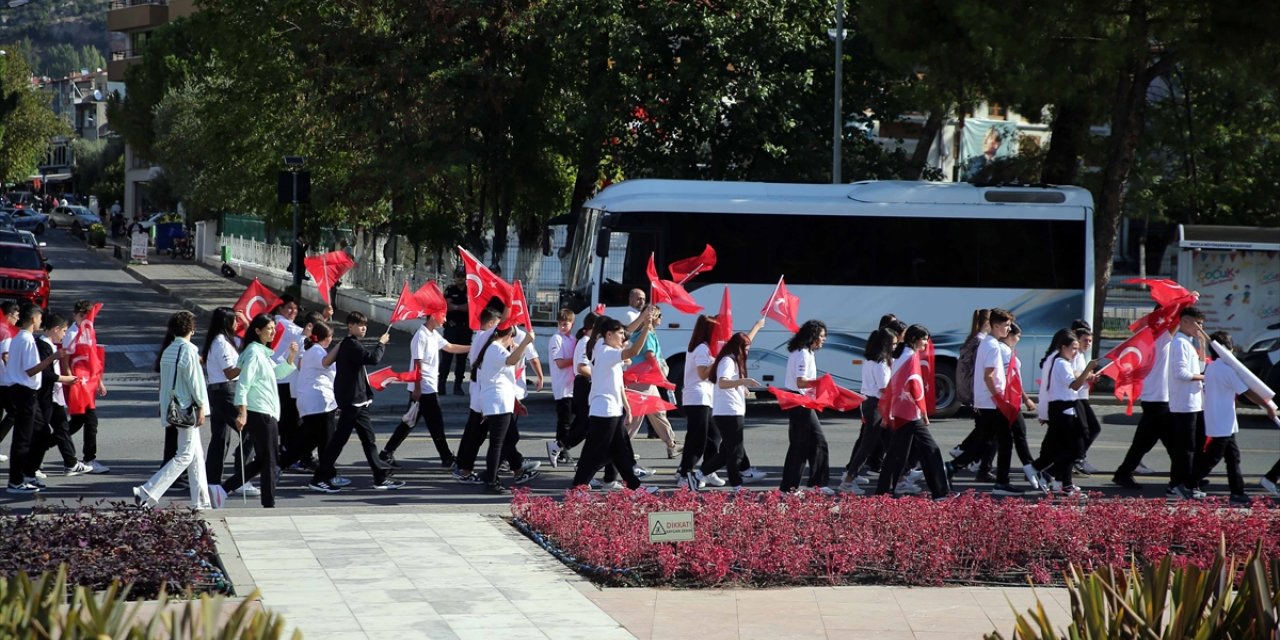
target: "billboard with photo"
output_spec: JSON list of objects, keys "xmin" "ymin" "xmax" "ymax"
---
[{"xmin": 961, "ymin": 119, "xmax": 1020, "ymax": 181}]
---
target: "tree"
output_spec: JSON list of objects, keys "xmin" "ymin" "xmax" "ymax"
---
[{"xmin": 0, "ymin": 46, "xmax": 66, "ymax": 183}]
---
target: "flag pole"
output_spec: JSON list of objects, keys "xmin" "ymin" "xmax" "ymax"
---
[{"xmin": 763, "ymin": 275, "xmax": 784, "ymax": 318}]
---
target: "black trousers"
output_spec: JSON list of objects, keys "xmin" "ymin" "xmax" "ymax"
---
[
  {"xmin": 554, "ymin": 397, "xmax": 573, "ymax": 445},
  {"xmin": 52, "ymin": 400, "xmax": 80, "ymax": 467},
  {"xmin": 1115, "ymin": 401, "xmax": 1171, "ymax": 477},
  {"xmin": 283, "ymin": 411, "xmax": 335, "ymax": 469},
  {"xmin": 314, "ymin": 405, "xmax": 387, "ymax": 484},
  {"xmin": 29, "ymin": 392, "xmax": 56, "ymax": 477},
  {"xmin": 455, "ymin": 409, "xmax": 525, "ymax": 472},
  {"xmin": 1190, "ymin": 435, "xmax": 1244, "ymax": 495},
  {"xmin": 703, "ymin": 416, "xmax": 751, "ymax": 471},
  {"xmin": 875, "ymin": 419, "xmax": 949, "ymax": 498},
  {"xmin": 1078, "ymin": 400, "xmax": 1102, "ymax": 456},
  {"xmin": 780, "ymin": 407, "xmax": 828, "ymax": 492},
  {"xmin": 0, "ymin": 385, "xmax": 13, "ymax": 446},
  {"xmin": 1168, "ymin": 411, "xmax": 1203, "ymax": 490},
  {"xmin": 222, "ymin": 411, "xmax": 279, "ymax": 507},
  {"xmin": 572, "ymin": 416, "xmax": 641, "ymax": 489},
  {"xmin": 678, "ymin": 405, "xmax": 712, "ymax": 475},
  {"xmin": 701, "ymin": 415, "xmax": 745, "ymax": 487},
  {"xmin": 846, "ymin": 397, "xmax": 885, "ymax": 475},
  {"xmin": 1266, "ymin": 458, "xmax": 1280, "ymax": 483},
  {"xmin": 205, "ymin": 383, "xmax": 254, "ymax": 484},
  {"xmin": 68, "ymin": 407, "xmax": 99, "ymax": 462},
  {"xmin": 567, "ymin": 375, "xmax": 591, "ymax": 447},
  {"xmin": 955, "ymin": 408, "xmax": 1014, "ymax": 484},
  {"xmin": 277, "ymin": 383, "xmax": 307, "ymax": 464},
  {"xmin": 384, "ymin": 393, "xmax": 454, "ymax": 463},
  {"xmin": 481, "ymin": 413, "xmax": 513, "ymax": 485},
  {"xmin": 1033, "ymin": 400, "xmax": 1086, "ymax": 486},
  {"xmin": 1009, "ymin": 413, "xmax": 1034, "ymax": 466},
  {"xmin": 7, "ymin": 385, "xmax": 38, "ymax": 486}
]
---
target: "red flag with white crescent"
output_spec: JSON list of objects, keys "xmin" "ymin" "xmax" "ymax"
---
[
  {"xmin": 233, "ymin": 279, "xmax": 281, "ymax": 336},
  {"xmin": 625, "ymin": 389, "xmax": 677, "ymax": 417},
  {"xmin": 623, "ymin": 353, "xmax": 676, "ymax": 390},
  {"xmin": 885, "ymin": 349, "xmax": 926, "ymax": 429},
  {"xmin": 458, "ymin": 247, "xmax": 514, "ymax": 330},
  {"xmin": 1100, "ymin": 326, "xmax": 1157, "ymax": 415},
  {"xmin": 413, "ymin": 281, "xmax": 448, "ymax": 323},
  {"xmin": 760, "ymin": 276, "xmax": 800, "ymax": 333},
  {"xmin": 390, "ymin": 282, "xmax": 430, "ymax": 324},
  {"xmin": 921, "ymin": 338, "xmax": 937, "ymax": 416},
  {"xmin": 710, "ymin": 286, "xmax": 733, "ymax": 357},
  {"xmin": 304, "ymin": 251, "xmax": 356, "ymax": 304},
  {"xmin": 499, "ymin": 280, "xmax": 533, "ymax": 332},
  {"xmin": 995, "ymin": 353, "xmax": 1023, "ymax": 426},
  {"xmin": 645, "ymin": 253, "xmax": 703, "ymax": 315},
  {"xmin": 667, "ymin": 244, "xmax": 717, "ymax": 285}
]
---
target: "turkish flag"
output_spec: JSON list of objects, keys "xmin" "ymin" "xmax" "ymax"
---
[
  {"xmin": 921, "ymin": 338, "xmax": 937, "ymax": 416},
  {"xmin": 390, "ymin": 282, "xmax": 431, "ymax": 324},
  {"xmin": 767, "ymin": 386, "xmax": 826, "ymax": 410},
  {"xmin": 667, "ymin": 244, "xmax": 717, "ymax": 284},
  {"xmin": 623, "ymin": 353, "xmax": 676, "ymax": 390},
  {"xmin": 995, "ymin": 353, "xmax": 1023, "ymax": 426},
  {"xmin": 304, "ymin": 251, "xmax": 356, "ymax": 304},
  {"xmin": 813, "ymin": 374, "xmax": 865, "ymax": 412},
  {"xmin": 413, "ymin": 281, "xmax": 448, "ymax": 323},
  {"xmin": 66, "ymin": 344, "xmax": 104, "ymax": 415},
  {"xmin": 710, "ymin": 286, "xmax": 733, "ymax": 357},
  {"xmin": 593, "ymin": 303, "xmax": 606, "ymax": 316},
  {"xmin": 884, "ymin": 349, "xmax": 926, "ymax": 429},
  {"xmin": 499, "ymin": 280, "xmax": 533, "ymax": 332},
  {"xmin": 233, "ymin": 280, "xmax": 281, "ymax": 335},
  {"xmin": 645, "ymin": 253, "xmax": 704, "ymax": 314},
  {"xmin": 761, "ymin": 276, "xmax": 800, "ymax": 333},
  {"xmin": 1125, "ymin": 278, "xmax": 1197, "ymax": 335},
  {"xmin": 458, "ymin": 247, "xmax": 514, "ymax": 330},
  {"xmin": 625, "ymin": 389, "xmax": 677, "ymax": 417},
  {"xmin": 1100, "ymin": 326, "xmax": 1157, "ymax": 415},
  {"xmin": 368, "ymin": 367, "xmax": 416, "ymax": 392}
]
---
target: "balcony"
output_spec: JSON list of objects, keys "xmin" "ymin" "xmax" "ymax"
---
[
  {"xmin": 107, "ymin": 0, "xmax": 169, "ymax": 33},
  {"xmin": 108, "ymin": 49, "xmax": 140, "ymax": 80}
]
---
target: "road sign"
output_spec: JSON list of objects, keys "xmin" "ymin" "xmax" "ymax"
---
[{"xmin": 647, "ymin": 511, "xmax": 695, "ymax": 543}]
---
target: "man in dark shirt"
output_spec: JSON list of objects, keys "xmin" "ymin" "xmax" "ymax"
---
[
  {"xmin": 440, "ymin": 267, "xmax": 470, "ymax": 395},
  {"xmin": 308, "ymin": 312, "xmax": 403, "ymax": 493}
]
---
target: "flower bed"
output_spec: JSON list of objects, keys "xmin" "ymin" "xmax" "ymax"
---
[
  {"xmin": 0, "ymin": 503, "xmax": 231, "ymax": 599},
  {"xmin": 511, "ymin": 490, "xmax": 1280, "ymax": 587}
]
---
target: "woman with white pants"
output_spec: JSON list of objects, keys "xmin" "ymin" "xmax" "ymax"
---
[{"xmin": 134, "ymin": 311, "xmax": 224, "ymax": 510}]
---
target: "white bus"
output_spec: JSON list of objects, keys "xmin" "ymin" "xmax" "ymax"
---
[{"xmin": 560, "ymin": 179, "xmax": 1095, "ymax": 417}]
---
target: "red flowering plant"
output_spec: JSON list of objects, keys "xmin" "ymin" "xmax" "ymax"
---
[{"xmin": 510, "ymin": 489, "xmax": 1280, "ymax": 587}]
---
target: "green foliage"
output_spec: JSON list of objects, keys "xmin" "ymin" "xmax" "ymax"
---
[
  {"xmin": 0, "ymin": 0, "xmax": 107, "ymax": 79},
  {"xmin": 0, "ymin": 565, "xmax": 300, "ymax": 640},
  {"xmin": 71, "ymin": 136, "xmax": 124, "ymax": 203},
  {"xmin": 988, "ymin": 540, "xmax": 1279, "ymax": 640},
  {"xmin": 0, "ymin": 46, "xmax": 66, "ymax": 183},
  {"xmin": 36, "ymin": 43, "xmax": 104, "ymax": 78}
]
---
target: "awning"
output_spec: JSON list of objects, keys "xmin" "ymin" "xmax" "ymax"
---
[{"xmin": 29, "ymin": 172, "xmax": 73, "ymax": 184}]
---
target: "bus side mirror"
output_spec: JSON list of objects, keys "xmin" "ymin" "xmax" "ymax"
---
[{"xmin": 595, "ymin": 230, "xmax": 611, "ymax": 258}]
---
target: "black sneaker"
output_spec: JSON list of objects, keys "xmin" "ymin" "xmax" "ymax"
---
[
  {"xmin": 974, "ymin": 471, "xmax": 996, "ymax": 484},
  {"xmin": 372, "ymin": 479, "xmax": 406, "ymax": 490},
  {"xmin": 513, "ymin": 469, "xmax": 540, "ymax": 485},
  {"xmin": 308, "ymin": 481, "xmax": 341, "ymax": 494},
  {"xmin": 991, "ymin": 483, "xmax": 1024, "ymax": 496},
  {"xmin": 943, "ymin": 461, "xmax": 956, "ymax": 479},
  {"xmin": 1228, "ymin": 494, "xmax": 1252, "ymax": 506},
  {"xmin": 485, "ymin": 482, "xmax": 509, "ymax": 495},
  {"xmin": 453, "ymin": 384, "xmax": 465, "ymax": 396},
  {"xmin": 6, "ymin": 482, "xmax": 39, "ymax": 495},
  {"xmin": 378, "ymin": 451, "xmax": 402, "ymax": 469},
  {"xmin": 498, "ymin": 461, "xmax": 511, "ymax": 473},
  {"xmin": 1111, "ymin": 474, "xmax": 1141, "ymax": 490},
  {"xmin": 440, "ymin": 455, "xmax": 457, "ymax": 469},
  {"xmin": 557, "ymin": 450, "xmax": 575, "ymax": 465}
]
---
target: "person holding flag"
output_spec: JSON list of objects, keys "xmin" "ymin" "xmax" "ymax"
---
[
  {"xmin": 270, "ymin": 296, "xmax": 310, "ymax": 474},
  {"xmin": 199, "ymin": 307, "xmax": 256, "ymax": 496},
  {"xmin": 696, "ymin": 332, "xmax": 761, "ymax": 492},
  {"xmin": 41, "ymin": 314, "xmax": 84, "ymax": 479},
  {"xmin": 289, "ymin": 321, "xmax": 344, "ymax": 489},
  {"xmin": 0, "ymin": 301, "xmax": 19, "ymax": 460},
  {"xmin": 1070, "ymin": 323, "xmax": 1104, "ymax": 476},
  {"xmin": 947, "ymin": 309, "xmax": 1023, "ymax": 496},
  {"xmin": 995, "ymin": 324, "xmax": 1041, "ymax": 490},
  {"xmin": 62, "ymin": 300, "xmax": 109, "ymax": 474},
  {"xmin": 1028, "ymin": 329, "xmax": 1098, "ymax": 497},
  {"xmin": 840, "ymin": 326, "xmax": 896, "ymax": 494},
  {"xmin": 1166, "ymin": 306, "xmax": 1209, "ymax": 501},
  {"xmin": 220, "ymin": 314, "xmax": 298, "ymax": 507},
  {"xmin": 623, "ymin": 307, "xmax": 681, "ymax": 459},
  {"xmin": 1111, "ymin": 309, "xmax": 1175, "ymax": 490},
  {"xmin": 469, "ymin": 324, "xmax": 537, "ymax": 495},
  {"xmin": 779, "ymin": 320, "xmax": 831, "ymax": 494},
  {"xmin": 875, "ymin": 324, "xmax": 951, "ymax": 499}
]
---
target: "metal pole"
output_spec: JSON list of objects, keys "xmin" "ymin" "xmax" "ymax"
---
[
  {"xmin": 832, "ymin": 0, "xmax": 844, "ymax": 184},
  {"xmin": 291, "ymin": 172, "xmax": 301, "ymax": 291}
]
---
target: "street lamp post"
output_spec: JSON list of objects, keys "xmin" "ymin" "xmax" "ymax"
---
[{"xmin": 830, "ymin": 0, "xmax": 846, "ymax": 184}]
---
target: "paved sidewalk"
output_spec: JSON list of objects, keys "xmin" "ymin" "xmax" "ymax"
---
[{"xmin": 219, "ymin": 510, "xmax": 1068, "ymax": 640}]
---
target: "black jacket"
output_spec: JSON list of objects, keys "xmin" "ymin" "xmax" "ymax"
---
[{"xmin": 333, "ymin": 335, "xmax": 385, "ymax": 408}]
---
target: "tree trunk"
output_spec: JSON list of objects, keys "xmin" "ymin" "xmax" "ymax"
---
[
  {"xmin": 1040, "ymin": 98, "xmax": 1090, "ymax": 185},
  {"xmin": 904, "ymin": 105, "xmax": 946, "ymax": 180}
]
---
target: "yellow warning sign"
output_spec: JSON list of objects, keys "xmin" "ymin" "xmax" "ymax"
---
[{"xmin": 647, "ymin": 511, "xmax": 695, "ymax": 543}]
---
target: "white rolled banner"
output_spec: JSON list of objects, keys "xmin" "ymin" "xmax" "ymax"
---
[{"xmin": 1210, "ymin": 340, "xmax": 1280, "ymax": 427}]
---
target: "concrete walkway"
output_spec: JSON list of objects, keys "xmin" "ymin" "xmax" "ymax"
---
[{"xmin": 219, "ymin": 511, "xmax": 1069, "ymax": 640}]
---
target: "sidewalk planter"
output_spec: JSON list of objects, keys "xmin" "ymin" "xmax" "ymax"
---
[
  {"xmin": 88, "ymin": 224, "xmax": 107, "ymax": 248},
  {"xmin": 512, "ymin": 490, "xmax": 1280, "ymax": 587}
]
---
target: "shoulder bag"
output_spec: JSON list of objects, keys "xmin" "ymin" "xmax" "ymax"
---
[{"xmin": 166, "ymin": 346, "xmax": 197, "ymax": 428}]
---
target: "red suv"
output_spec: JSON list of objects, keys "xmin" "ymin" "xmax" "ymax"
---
[{"xmin": 0, "ymin": 241, "xmax": 50, "ymax": 309}]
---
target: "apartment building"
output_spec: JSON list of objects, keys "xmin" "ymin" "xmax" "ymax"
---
[{"xmin": 106, "ymin": 0, "xmax": 195, "ymax": 219}]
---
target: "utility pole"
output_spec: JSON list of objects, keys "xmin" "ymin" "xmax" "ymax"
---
[
  {"xmin": 281, "ymin": 155, "xmax": 307, "ymax": 291},
  {"xmin": 831, "ymin": 0, "xmax": 845, "ymax": 184}
]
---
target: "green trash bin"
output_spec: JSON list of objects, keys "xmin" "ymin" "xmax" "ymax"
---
[{"xmin": 221, "ymin": 245, "xmax": 232, "ymax": 263}]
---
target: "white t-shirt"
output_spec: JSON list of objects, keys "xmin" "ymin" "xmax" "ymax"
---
[
  {"xmin": 573, "ymin": 335, "xmax": 591, "ymax": 369},
  {"xmin": 1138, "ymin": 331, "xmax": 1173, "ymax": 403},
  {"xmin": 1043, "ymin": 357, "xmax": 1079, "ymax": 404},
  {"xmin": 0, "ymin": 333, "xmax": 10, "ymax": 382},
  {"xmin": 4, "ymin": 330, "xmax": 39, "ymax": 389},
  {"xmin": 784, "ymin": 348, "xmax": 815, "ymax": 396},
  {"xmin": 410, "ymin": 326, "xmax": 445, "ymax": 394},
  {"xmin": 860, "ymin": 359, "xmax": 890, "ymax": 398},
  {"xmin": 973, "ymin": 334, "xmax": 1006, "ymax": 410},
  {"xmin": 1203, "ymin": 359, "xmax": 1247, "ymax": 438},
  {"xmin": 588, "ymin": 344, "xmax": 626, "ymax": 417},
  {"xmin": 295, "ymin": 345, "xmax": 336, "ymax": 417},
  {"xmin": 683, "ymin": 343, "xmax": 715, "ymax": 407},
  {"xmin": 1071, "ymin": 352, "xmax": 1091, "ymax": 401},
  {"xmin": 206, "ymin": 334, "xmax": 239, "ymax": 384},
  {"xmin": 622, "ymin": 308, "xmax": 641, "ymax": 325},
  {"xmin": 468, "ymin": 326, "xmax": 496, "ymax": 413},
  {"xmin": 512, "ymin": 327, "xmax": 539, "ymax": 400},
  {"xmin": 1168, "ymin": 332, "xmax": 1204, "ymax": 413},
  {"xmin": 712, "ymin": 358, "xmax": 746, "ymax": 416},
  {"xmin": 272, "ymin": 316, "xmax": 305, "ymax": 387},
  {"xmin": 548, "ymin": 332, "xmax": 576, "ymax": 400},
  {"xmin": 477, "ymin": 341, "xmax": 517, "ymax": 416}
]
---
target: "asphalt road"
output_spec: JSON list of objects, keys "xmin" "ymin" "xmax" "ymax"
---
[{"xmin": 5, "ymin": 230, "xmax": 1278, "ymax": 512}]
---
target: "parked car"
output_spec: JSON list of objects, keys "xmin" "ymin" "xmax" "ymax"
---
[
  {"xmin": 0, "ymin": 241, "xmax": 51, "ymax": 310},
  {"xmin": 1242, "ymin": 322, "xmax": 1280, "ymax": 391},
  {"xmin": 5, "ymin": 192, "xmax": 37, "ymax": 210},
  {"xmin": 135, "ymin": 211, "xmax": 169, "ymax": 231},
  {"xmin": 0, "ymin": 229, "xmax": 47, "ymax": 264},
  {"xmin": 0, "ymin": 211, "xmax": 14, "ymax": 231},
  {"xmin": 4, "ymin": 208, "xmax": 48, "ymax": 235},
  {"xmin": 49, "ymin": 205, "xmax": 101, "ymax": 231}
]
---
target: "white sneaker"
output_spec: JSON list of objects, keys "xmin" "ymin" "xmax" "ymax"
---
[
  {"xmin": 702, "ymin": 472, "xmax": 726, "ymax": 487},
  {"xmin": 235, "ymin": 481, "xmax": 262, "ymax": 497},
  {"xmin": 904, "ymin": 469, "xmax": 924, "ymax": 485},
  {"xmin": 634, "ymin": 466, "xmax": 654, "ymax": 480},
  {"xmin": 895, "ymin": 480, "xmax": 922, "ymax": 495},
  {"xmin": 34, "ymin": 469, "xmax": 47, "ymax": 479},
  {"xmin": 65, "ymin": 461, "xmax": 93, "ymax": 476},
  {"xmin": 855, "ymin": 475, "xmax": 870, "ymax": 486},
  {"xmin": 949, "ymin": 445, "xmax": 963, "ymax": 458},
  {"xmin": 1260, "ymin": 477, "xmax": 1280, "ymax": 498},
  {"xmin": 1076, "ymin": 458, "xmax": 1100, "ymax": 474},
  {"xmin": 330, "ymin": 476, "xmax": 352, "ymax": 488},
  {"xmin": 965, "ymin": 461, "xmax": 981, "ymax": 473},
  {"xmin": 692, "ymin": 470, "xmax": 708, "ymax": 489},
  {"xmin": 811, "ymin": 486, "xmax": 836, "ymax": 496},
  {"xmin": 589, "ymin": 478, "xmax": 603, "ymax": 489},
  {"xmin": 604, "ymin": 480, "xmax": 624, "ymax": 491},
  {"xmin": 838, "ymin": 480, "xmax": 865, "ymax": 495},
  {"xmin": 1023, "ymin": 464, "xmax": 1040, "ymax": 490},
  {"xmin": 740, "ymin": 467, "xmax": 767, "ymax": 481},
  {"xmin": 545, "ymin": 441, "xmax": 562, "ymax": 468},
  {"xmin": 1134, "ymin": 463, "xmax": 1156, "ymax": 475},
  {"xmin": 0, "ymin": 454, "xmax": 6, "ymax": 463},
  {"xmin": 86, "ymin": 460, "xmax": 111, "ymax": 474}
]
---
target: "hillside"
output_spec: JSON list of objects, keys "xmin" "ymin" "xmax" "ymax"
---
[{"xmin": 0, "ymin": 0, "xmax": 109, "ymax": 78}]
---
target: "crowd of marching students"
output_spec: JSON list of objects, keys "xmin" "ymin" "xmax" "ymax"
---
[{"xmin": 1, "ymin": 268, "xmax": 1277, "ymax": 507}]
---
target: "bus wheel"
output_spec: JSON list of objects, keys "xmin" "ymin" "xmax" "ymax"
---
[{"xmin": 931, "ymin": 359, "xmax": 960, "ymax": 419}]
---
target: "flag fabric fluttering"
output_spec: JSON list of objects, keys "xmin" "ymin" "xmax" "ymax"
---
[
  {"xmin": 303, "ymin": 251, "xmax": 356, "ymax": 304},
  {"xmin": 625, "ymin": 389, "xmax": 677, "ymax": 417},
  {"xmin": 1099, "ymin": 326, "xmax": 1158, "ymax": 415},
  {"xmin": 667, "ymin": 244, "xmax": 717, "ymax": 284},
  {"xmin": 232, "ymin": 279, "xmax": 281, "ymax": 335},
  {"xmin": 499, "ymin": 280, "xmax": 533, "ymax": 332},
  {"xmin": 368, "ymin": 367, "xmax": 417, "ymax": 392},
  {"xmin": 710, "ymin": 286, "xmax": 733, "ymax": 357},
  {"xmin": 458, "ymin": 247, "xmax": 514, "ymax": 330},
  {"xmin": 921, "ymin": 338, "xmax": 937, "ymax": 416},
  {"xmin": 413, "ymin": 281, "xmax": 448, "ymax": 323},
  {"xmin": 645, "ymin": 253, "xmax": 703, "ymax": 314},
  {"xmin": 390, "ymin": 283, "xmax": 432, "ymax": 324},
  {"xmin": 623, "ymin": 353, "xmax": 676, "ymax": 390},
  {"xmin": 761, "ymin": 276, "xmax": 800, "ymax": 332},
  {"xmin": 885, "ymin": 349, "xmax": 926, "ymax": 429}
]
